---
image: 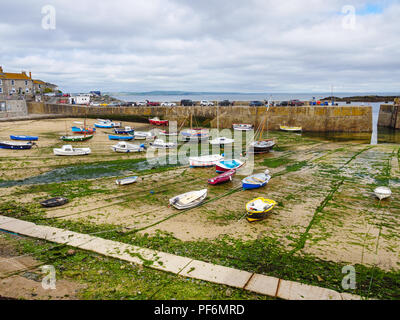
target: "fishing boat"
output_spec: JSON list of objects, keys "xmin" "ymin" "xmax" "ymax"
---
[
  {"xmin": 149, "ymin": 117, "xmax": 169, "ymax": 126},
  {"xmin": 374, "ymin": 186, "xmax": 392, "ymax": 200},
  {"xmin": 242, "ymin": 170, "xmax": 271, "ymax": 190},
  {"xmin": 246, "ymin": 198, "xmax": 277, "ymax": 222},
  {"xmin": 233, "ymin": 124, "xmax": 253, "ymax": 131},
  {"xmin": 108, "ymin": 134, "xmax": 134, "ymax": 141},
  {"xmin": 111, "ymin": 142, "xmax": 146, "ymax": 153},
  {"xmin": 216, "ymin": 159, "xmax": 245, "ymax": 173},
  {"xmin": 150, "ymin": 139, "xmax": 177, "ymax": 149},
  {"xmin": 248, "ymin": 140, "xmax": 276, "ymax": 154},
  {"xmin": 169, "ymin": 189, "xmax": 208, "ymax": 210},
  {"xmin": 116, "ymin": 176, "xmax": 138, "ymax": 186},
  {"xmin": 53, "ymin": 145, "xmax": 91, "ymax": 156},
  {"xmin": 40, "ymin": 197, "xmax": 69, "ymax": 208},
  {"xmin": 60, "ymin": 134, "xmax": 93, "ymax": 142},
  {"xmin": 114, "ymin": 126, "xmax": 134, "ymax": 134},
  {"xmin": 0, "ymin": 141, "xmax": 34, "ymax": 150},
  {"xmin": 280, "ymin": 125, "xmax": 302, "ymax": 132},
  {"xmin": 208, "ymin": 169, "xmax": 236, "ymax": 185},
  {"xmin": 189, "ymin": 154, "xmax": 224, "ymax": 168},
  {"xmin": 10, "ymin": 135, "xmax": 38, "ymax": 141},
  {"xmin": 71, "ymin": 126, "xmax": 96, "ymax": 134},
  {"xmin": 133, "ymin": 131, "xmax": 156, "ymax": 140}
]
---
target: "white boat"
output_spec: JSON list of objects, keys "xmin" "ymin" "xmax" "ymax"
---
[
  {"xmin": 53, "ymin": 145, "xmax": 91, "ymax": 156},
  {"xmin": 116, "ymin": 176, "xmax": 138, "ymax": 185},
  {"xmin": 169, "ymin": 189, "xmax": 208, "ymax": 210},
  {"xmin": 248, "ymin": 140, "xmax": 276, "ymax": 154},
  {"xmin": 189, "ymin": 154, "xmax": 224, "ymax": 167},
  {"xmin": 374, "ymin": 187, "xmax": 392, "ymax": 200},
  {"xmin": 233, "ymin": 124, "xmax": 253, "ymax": 131},
  {"xmin": 133, "ymin": 131, "xmax": 156, "ymax": 140},
  {"xmin": 111, "ymin": 142, "xmax": 146, "ymax": 153},
  {"xmin": 159, "ymin": 130, "xmax": 178, "ymax": 137},
  {"xmin": 280, "ymin": 125, "xmax": 302, "ymax": 132},
  {"xmin": 209, "ymin": 137, "xmax": 235, "ymax": 145},
  {"xmin": 242, "ymin": 170, "xmax": 271, "ymax": 190},
  {"xmin": 150, "ymin": 139, "xmax": 177, "ymax": 149}
]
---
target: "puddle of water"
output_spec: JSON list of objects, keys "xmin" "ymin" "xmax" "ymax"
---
[{"xmin": 0, "ymin": 156, "xmax": 188, "ymax": 188}]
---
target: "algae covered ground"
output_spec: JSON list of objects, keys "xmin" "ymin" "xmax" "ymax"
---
[{"xmin": 0, "ymin": 118, "xmax": 399, "ymax": 300}]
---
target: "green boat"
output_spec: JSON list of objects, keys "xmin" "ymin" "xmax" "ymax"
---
[{"xmin": 60, "ymin": 134, "xmax": 93, "ymax": 142}]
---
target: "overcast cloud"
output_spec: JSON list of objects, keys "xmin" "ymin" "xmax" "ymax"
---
[{"xmin": 0, "ymin": 0, "xmax": 399, "ymax": 93}]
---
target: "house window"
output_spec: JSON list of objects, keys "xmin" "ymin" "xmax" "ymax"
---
[
  {"xmin": 39, "ymin": 85, "xmax": 41, "ymax": 89},
  {"xmin": 26, "ymin": 88, "xmax": 29, "ymax": 93},
  {"xmin": 0, "ymin": 80, "xmax": 2, "ymax": 85},
  {"xmin": 0, "ymin": 102, "xmax": 5, "ymax": 111},
  {"xmin": 25, "ymin": 80, "xmax": 28, "ymax": 86},
  {"xmin": 0, "ymin": 87, "xmax": 2, "ymax": 94},
  {"xmin": 11, "ymin": 80, "xmax": 15, "ymax": 85}
]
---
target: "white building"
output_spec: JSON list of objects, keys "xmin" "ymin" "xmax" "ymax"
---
[{"xmin": 69, "ymin": 94, "xmax": 91, "ymax": 105}]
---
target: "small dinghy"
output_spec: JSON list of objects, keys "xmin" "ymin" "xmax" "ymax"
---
[
  {"xmin": 108, "ymin": 134, "xmax": 134, "ymax": 141},
  {"xmin": 71, "ymin": 126, "xmax": 96, "ymax": 134},
  {"xmin": 209, "ymin": 137, "xmax": 235, "ymax": 146},
  {"xmin": 169, "ymin": 189, "xmax": 207, "ymax": 210},
  {"xmin": 248, "ymin": 139, "xmax": 276, "ymax": 154},
  {"xmin": 116, "ymin": 176, "xmax": 138, "ymax": 186},
  {"xmin": 114, "ymin": 127, "xmax": 134, "ymax": 134},
  {"xmin": 0, "ymin": 141, "xmax": 34, "ymax": 150},
  {"xmin": 150, "ymin": 139, "xmax": 177, "ymax": 149},
  {"xmin": 280, "ymin": 125, "xmax": 302, "ymax": 132},
  {"xmin": 189, "ymin": 154, "xmax": 224, "ymax": 168},
  {"xmin": 374, "ymin": 186, "xmax": 392, "ymax": 200},
  {"xmin": 242, "ymin": 170, "xmax": 271, "ymax": 190},
  {"xmin": 111, "ymin": 142, "xmax": 146, "ymax": 153},
  {"xmin": 233, "ymin": 124, "xmax": 253, "ymax": 131},
  {"xmin": 10, "ymin": 135, "xmax": 39, "ymax": 141},
  {"xmin": 134, "ymin": 131, "xmax": 156, "ymax": 140},
  {"xmin": 60, "ymin": 134, "xmax": 93, "ymax": 142},
  {"xmin": 40, "ymin": 197, "xmax": 68, "ymax": 208},
  {"xmin": 159, "ymin": 130, "xmax": 178, "ymax": 137},
  {"xmin": 53, "ymin": 145, "xmax": 91, "ymax": 156},
  {"xmin": 149, "ymin": 117, "xmax": 169, "ymax": 126},
  {"xmin": 216, "ymin": 159, "xmax": 245, "ymax": 173},
  {"xmin": 246, "ymin": 198, "xmax": 277, "ymax": 222},
  {"xmin": 180, "ymin": 129, "xmax": 210, "ymax": 142},
  {"xmin": 208, "ymin": 169, "xmax": 236, "ymax": 185}
]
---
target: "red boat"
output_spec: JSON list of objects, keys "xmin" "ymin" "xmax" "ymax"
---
[
  {"xmin": 208, "ymin": 169, "xmax": 236, "ymax": 185},
  {"xmin": 149, "ymin": 117, "xmax": 169, "ymax": 126}
]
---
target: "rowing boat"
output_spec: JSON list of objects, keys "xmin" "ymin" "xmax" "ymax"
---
[
  {"xmin": 208, "ymin": 169, "xmax": 236, "ymax": 185},
  {"xmin": 242, "ymin": 170, "xmax": 271, "ymax": 190},
  {"xmin": 169, "ymin": 189, "xmax": 207, "ymax": 210},
  {"xmin": 280, "ymin": 125, "xmax": 302, "ymax": 132},
  {"xmin": 0, "ymin": 141, "xmax": 34, "ymax": 150},
  {"xmin": 108, "ymin": 134, "xmax": 134, "ymax": 141},
  {"xmin": 246, "ymin": 198, "xmax": 277, "ymax": 222},
  {"xmin": 215, "ymin": 159, "xmax": 245, "ymax": 173},
  {"xmin": 10, "ymin": 135, "xmax": 38, "ymax": 141},
  {"xmin": 189, "ymin": 154, "xmax": 224, "ymax": 168},
  {"xmin": 374, "ymin": 186, "xmax": 392, "ymax": 200},
  {"xmin": 40, "ymin": 197, "xmax": 69, "ymax": 208},
  {"xmin": 116, "ymin": 176, "xmax": 138, "ymax": 185}
]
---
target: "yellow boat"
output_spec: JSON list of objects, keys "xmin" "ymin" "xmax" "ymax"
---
[
  {"xmin": 280, "ymin": 125, "xmax": 302, "ymax": 132},
  {"xmin": 245, "ymin": 198, "xmax": 277, "ymax": 222}
]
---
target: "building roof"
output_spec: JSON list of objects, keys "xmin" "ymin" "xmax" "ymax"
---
[
  {"xmin": 33, "ymin": 79, "xmax": 46, "ymax": 84},
  {"xmin": 0, "ymin": 72, "xmax": 31, "ymax": 80}
]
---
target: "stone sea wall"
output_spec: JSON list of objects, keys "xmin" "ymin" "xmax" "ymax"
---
[{"xmin": 27, "ymin": 102, "xmax": 372, "ymax": 132}]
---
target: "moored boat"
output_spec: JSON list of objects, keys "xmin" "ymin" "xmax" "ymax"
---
[
  {"xmin": 233, "ymin": 124, "xmax": 253, "ymax": 131},
  {"xmin": 149, "ymin": 117, "xmax": 169, "ymax": 126},
  {"xmin": 133, "ymin": 131, "xmax": 156, "ymax": 140},
  {"xmin": 10, "ymin": 135, "xmax": 39, "ymax": 141},
  {"xmin": 114, "ymin": 126, "xmax": 134, "ymax": 134},
  {"xmin": 209, "ymin": 137, "xmax": 235, "ymax": 146},
  {"xmin": 169, "ymin": 189, "xmax": 208, "ymax": 210},
  {"xmin": 246, "ymin": 198, "xmax": 277, "ymax": 222},
  {"xmin": 280, "ymin": 125, "xmax": 302, "ymax": 132},
  {"xmin": 374, "ymin": 186, "xmax": 392, "ymax": 200},
  {"xmin": 150, "ymin": 139, "xmax": 177, "ymax": 149},
  {"xmin": 159, "ymin": 130, "xmax": 178, "ymax": 137},
  {"xmin": 116, "ymin": 176, "xmax": 138, "ymax": 185},
  {"xmin": 247, "ymin": 139, "xmax": 276, "ymax": 154},
  {"xmin": 60, "ymin": 134, "xmax": 93, "ymax": 142},
  {"xmin": 40, "ymin": 197, "xmax": 69, "ymax": 208},
  {"xmin": 108, "ymin": 134, "xmax": 134, "ymax": 141},
  {"xmin": 242, "ymin": 170, "xmax": 271, "ymax": 190},
  {"xmin": 71, "ymin": 126, "xmax": 96, "ymax": 134},
  {"xmin": 0, "ymin": 141, "xmax": 34, "ymax": 150},
  {"xmin": 180, "ymin": 128, "xmax": 209, "ymax": 142},
  {"xmin": 53, "ymin": 145, "xmax": 91, "ymax": 156},
  {"xmin": 215, "ymin": 159, "xmax": 244, "ymax": 173},
  {"xmin": 208, "ymin": 169, "xmax": 236, "ymax": 185},
  {"xmin": 189, "ymin": 154, "xmax": 224, "ymax": 168},
  {"xmin": 111, "ymin": 142, "xmax": 146, "ymax": 153}
]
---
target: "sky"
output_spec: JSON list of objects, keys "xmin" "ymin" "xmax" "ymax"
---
[{"xmin": 0, "ymin": 0, "xmax": 399, "ymax": 93}]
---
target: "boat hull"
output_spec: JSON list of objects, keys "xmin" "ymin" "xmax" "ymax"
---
[
  {"xmin": 189, "ymin": 155, "xmax": 224, "ymax": 168},
  {"xmin": 72, "ymin": 126, "xmax": 96, "ymax": 134},
  {"xmin": 108, "ymin": 135, "xmax": 134, "ymax": 141},
  {"xmin": 10, "ymin": 135, "xmax": 38, "ymax": 141},
  {"xmin": 215, "ymin": 160, "xmax": 244, "ymax": 173},
  {"xmin": 40, "ymin": 197, "xmax": 69, "ymax": 208},
  {"xmin": 169, "ymin": 189, "xmax": 207, "ymax": 210},
  {"xmin": 246, "ymin": 198, "xmax": 277, "ymax": 222},
  {"xmin": 61, "ymin": 135, "xmax": 93, "ymax": 142},
  {"xmin": 116, "ymin": 176, "xmax": 138, "ymax": 185},
  {"xmin": 208, "ymin": 169, "xmax": 236, "ymax": 185},
  {"xmin": 149, "ymin": 119, "xmax": 169, "ymax": 126},
  {"xmin": 0, "ymin": 141, "xmax": 33, "ymax": 150}
]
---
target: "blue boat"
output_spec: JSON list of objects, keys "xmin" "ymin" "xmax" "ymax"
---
[
  {"xmin": 71, "ymin": 126, "xmax": 96, "ymax": 134},
  {"xmin": 0, "ymin": 141, "xmax": 34, "ymax": 150},
  {"xmin": 242, "ymin": 170, "xmax": 271, "ymax": 190},
  {"xmin": 108, "ymin": 135, "xmax": 134, "ymax": 141},
  {"xmin": 114, "ymin": 127, "xmax": 134, "ymax": 134},
  {"xmin": 10, "ymin": 135, "xmax": 39, "ymax": 141},
  {"xmin": 95, "ymin": 123, "xmax": 113, "ymax": 129}
]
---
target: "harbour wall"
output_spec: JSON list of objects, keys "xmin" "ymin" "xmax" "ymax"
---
[
  {"xmin": 378, "ymin": 104, "xmax": 400, "ymax": 129},
  {"xmin": 27, "ymin": 102, "xmax": 372, "ymax": 132},
  {"xmin": 0, "ymin": 100, "xmax": 28, "ymax": 119}
]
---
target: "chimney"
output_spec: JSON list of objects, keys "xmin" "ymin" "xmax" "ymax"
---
[
  {"xmin": 0, "ymin": 66, "xmax": 3, "ymax": 73},
  {"xmin": 29, "ymin": 71, "xmax": 32, "ymax": 79}
]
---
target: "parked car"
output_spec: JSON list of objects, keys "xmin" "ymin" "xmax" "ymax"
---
[
  {"xmin": 218, "ymin": 100, "xmax": 232, "ymax": 106},
  {"xmin": 62, "ymin": 93, "xmax": 70, "ymax": 97},
  {"xmin": 146, "ymin": 100, "xmax": 160, "ymax": 106},
  {"xmin": 289, "ymin": 99, "xmax": 304, "ymax": 106},
  {"xmin": 249, "ymin": 101, "xmax": 264, "ymax": 107},
  {"xmin": 181, "ymin": 99, "xmax": 195, "ymax": 106},
  {"xmin": 277, "ymin": 101, "xmax": 289, "ymax": 106},
  {"xmin": 161, "ymin": 102, "xmax": 177, "ymax": 107},
  {"xmin": 200, "ymin": 100, "xmax": 214, "ymax": 106},
  {"xmin": 137, "ymin": 101, "xmax": 146, "ymax": 106}
]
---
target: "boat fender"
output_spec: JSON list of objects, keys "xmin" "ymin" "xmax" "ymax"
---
[
  {"xmin": 264, "ymin": 169, "xmax": 270, "ymax": 175},
  {"xmin": 140, "ymin": 144, "xmax": 146, "ymax": 149}
]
